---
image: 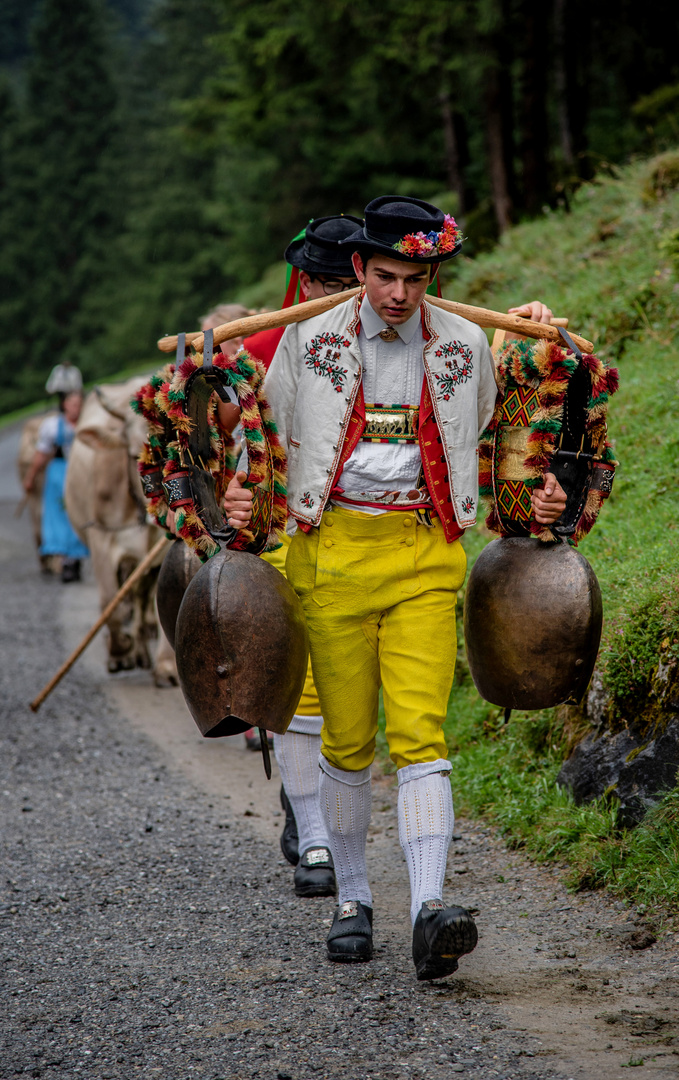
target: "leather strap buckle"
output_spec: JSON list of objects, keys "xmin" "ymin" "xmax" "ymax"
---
[
  {"xmin": 162, "ymin": 470, "xmax": 193, "ymax": 509},
  {"xmin": 140, "ymin": 467, "xmax": 164, "ymax": 499}
]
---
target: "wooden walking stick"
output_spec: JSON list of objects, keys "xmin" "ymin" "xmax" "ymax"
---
[
  {"xmin": 157, "ymin": 288, "xmax": 594, "ymax": 357},
  {"xmin": 29, "ymin": 535, "xmax": 170, "ymax": 712}
]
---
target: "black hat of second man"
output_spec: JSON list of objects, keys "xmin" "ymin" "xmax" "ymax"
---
[
  {"xmin": 341, "ymin": 195, "xmax": 462, "ymax": 263},
  {"xmin": 285, "ymin": 215, "xmax": 364, "ymax": 277}
]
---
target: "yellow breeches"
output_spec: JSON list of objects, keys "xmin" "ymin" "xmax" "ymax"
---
[
  {"xmin": 286, "ymin": 506, "xmax": 467, "ymax": 772},
  {"xmin": 260, "ymin": 534, "xmax": 321, "ymax": 716}
]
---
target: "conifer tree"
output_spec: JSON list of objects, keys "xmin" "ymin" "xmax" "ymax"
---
[
  {"xmin": 0, "ymin": 0, "xmax": 120, "ymax": 409},
  {"xmin": 94, "ymin": 0, "xmax": 231, "ymax": 369}
]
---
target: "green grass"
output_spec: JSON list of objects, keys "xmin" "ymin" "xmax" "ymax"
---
[
  {"xmin": 0, "ymin": 359, "xmax": 159, "ymax": 431},
  {"xmin": 379, "ymin": 152, "xmax": 679, "ymax": 915},
  {"xmin": 444, "ymin": 697, "xmax": 679, "ymax": 913},
  {"xmin": 379, "ymin": 638, "xmax": 679, "ymax": 914},
  {"xmin": 0, "ymin": 398, "xmax": 56, "ymax": 431}
]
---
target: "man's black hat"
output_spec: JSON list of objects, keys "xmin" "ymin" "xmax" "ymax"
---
[
  {"xmin": 341, "ymin": 195, "xmax": 462, "ymax": 263},
  {"xmin": 285, "ymin": 215, "xmax": 364, "ymax": 277}
]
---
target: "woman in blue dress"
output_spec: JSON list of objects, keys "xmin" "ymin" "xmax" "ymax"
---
[{"xmin": 23, "ymin": 391, "xmax": 89, "ymax": 582}]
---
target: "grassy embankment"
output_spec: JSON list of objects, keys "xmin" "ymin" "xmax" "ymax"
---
[
  {"xmin": 379, "ymin": 152, "xmax": 679, "ymax": 913},
  {"xmin": 0, "ymin": 358, "xmax": 162, "ymax": 433}
]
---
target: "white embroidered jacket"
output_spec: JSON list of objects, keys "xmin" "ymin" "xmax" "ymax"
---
[{"xmin": 264, "ymin": 293, "xmax": 498, "ymax": 530}]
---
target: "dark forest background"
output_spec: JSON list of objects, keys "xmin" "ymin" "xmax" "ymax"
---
[{"xmin": 1, "ymin": 0, "xmax": 678, "ymax": 412}]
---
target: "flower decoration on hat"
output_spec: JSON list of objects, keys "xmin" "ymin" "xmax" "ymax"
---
[{"xmin": 392, "ymin": 214, "xmax": 461, "ymax": 258}]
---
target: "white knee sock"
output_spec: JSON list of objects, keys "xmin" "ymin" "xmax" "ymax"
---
[
  {"xmin": 319, "ymin": 759, "xmax": 373, "ymax": 908},
  {"xmin": 397, "ymin": 765, "xmax": 454, "ymax": 925},
  {"xmin": 273, "ymin": 730, "xmax": 329, "ymax": 854}
]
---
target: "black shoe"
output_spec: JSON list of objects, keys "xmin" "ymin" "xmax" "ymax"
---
[
  {"xmin": 327, "ymin": 900, "xmax": 373, "ymax": 963},
  {"xmin": 294, "ymin": 847, "xmax": 336, "ymax": 898},
  {"xmin": 412, "ymin": 900, "xmax": 478, "ymax": 981},
  {"xmin": 61, "ymin": 558, "xmax": 81, "ymax": 583},
  {"xmin": 279, "ymin": 785, "xmax": 299, "ymax": 866}
]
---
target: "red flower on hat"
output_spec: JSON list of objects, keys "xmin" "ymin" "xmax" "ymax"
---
[{"xmin": 393, "ymin": 215, "xmax": 461, "ymax": 257}]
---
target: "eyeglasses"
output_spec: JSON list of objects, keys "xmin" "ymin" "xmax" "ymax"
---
[{"xmin": 313, "ymin": 277, "xmax": 360, "ymax": 295}]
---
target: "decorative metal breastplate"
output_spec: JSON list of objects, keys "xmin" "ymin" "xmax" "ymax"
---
[{"xmin": 361, "ymin": 403, "xmax": 419, "ymax": 443}]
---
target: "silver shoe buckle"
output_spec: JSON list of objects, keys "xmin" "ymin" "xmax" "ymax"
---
[
  {"xmin": 338, "ymin": 901, "xmax": 358, "ymax": 920},
  {"xmin": 305, "ymin": 848, "xmax": 330, "ymax": 866}
]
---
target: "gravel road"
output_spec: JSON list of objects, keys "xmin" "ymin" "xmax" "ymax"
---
[{"xmin": 1, "ymin": 420, "xmax": 678, "ymax": 1080}]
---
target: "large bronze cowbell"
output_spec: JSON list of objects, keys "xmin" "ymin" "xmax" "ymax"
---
[
  {"xmin": 464, "ymin": 537, "xmax": 602, "ymax": 710},
  {"xmin": 175, "ymin": 549, "xmax": 309, "ymax": 740},
  {"xmin": 163, "ymin": 346, "xmax": 309, "ymax": 776},
  {"xmin": 156, "ymin": 540, "xmax": 202, "ymax": 649}
]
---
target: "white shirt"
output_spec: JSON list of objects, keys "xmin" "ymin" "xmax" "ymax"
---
[
  {"xmin": 335, "ymin": 296, "xmax": 424, "ymax": 508},
  {"xmin": 35, "ymin": 414, "xmax": 76, "ymax": 458}
]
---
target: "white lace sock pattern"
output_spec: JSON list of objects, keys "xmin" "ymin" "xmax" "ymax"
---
[
  {"xmin": 273, "ymin": 731, "xmax": 329, "ymax": 853},
  {"xmin": 319, "ymin": 759, "xmax": 373, "ymax": 908},
  {"xmin": 397, "ymin": 767, "xmax": 454, "ymax": 925}
]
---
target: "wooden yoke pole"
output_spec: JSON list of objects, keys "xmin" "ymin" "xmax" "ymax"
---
[
  {"xmin": 157, "ymin": 288, "xmax": 362, "ymax": 354},
  {"xmin": 425, "ymin": 296, "xmax": 593, "ymax": 353},
  {"xmin": 29, "ymin": 535, "xmax": 169, "ymax": 713},
  {"xmin": 157, "ymin": 288, "xmax": 593, "ymax": 357}
]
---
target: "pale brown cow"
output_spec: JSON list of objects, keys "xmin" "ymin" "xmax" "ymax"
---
[{"xmin": 65, "ymin": 377, "xmax": 177, "ymax": 686}]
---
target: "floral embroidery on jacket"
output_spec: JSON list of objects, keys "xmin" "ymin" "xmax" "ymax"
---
[
  {"xmin": 303, "ymin": 332, "xmax": 351, "ymax": 392},
  {"xmin": 433, "ymin": 340, "xmax": 474, "ymax": 401},
  {"xmin": 461, "ymin": 495, "xmax": 475, "ymax": 515},
  {"xmin": 300, "ymin": 491, "xmax": 315, "ymax": 509}
]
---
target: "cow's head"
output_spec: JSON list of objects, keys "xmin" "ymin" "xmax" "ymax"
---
[{"xmin": 74, "ymin": 377, "xmax": 151, "ymax": 529}]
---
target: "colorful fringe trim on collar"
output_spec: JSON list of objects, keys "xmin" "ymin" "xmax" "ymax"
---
[
  {"xmin": 131, "ymin": 363, "xmax": 177, "ymax": 530},
  {"xmin": 478, "ymin": 338, "xmax": 619, "ymax": 543},
  {"xmin": 133, "ymin": 348, "xmax": 287, "ymax": 561}
]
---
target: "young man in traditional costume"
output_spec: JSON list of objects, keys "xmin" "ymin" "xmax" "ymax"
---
[{"xmin": 224, "ymin": 196, "xmax": 566, "ymax": 980}]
